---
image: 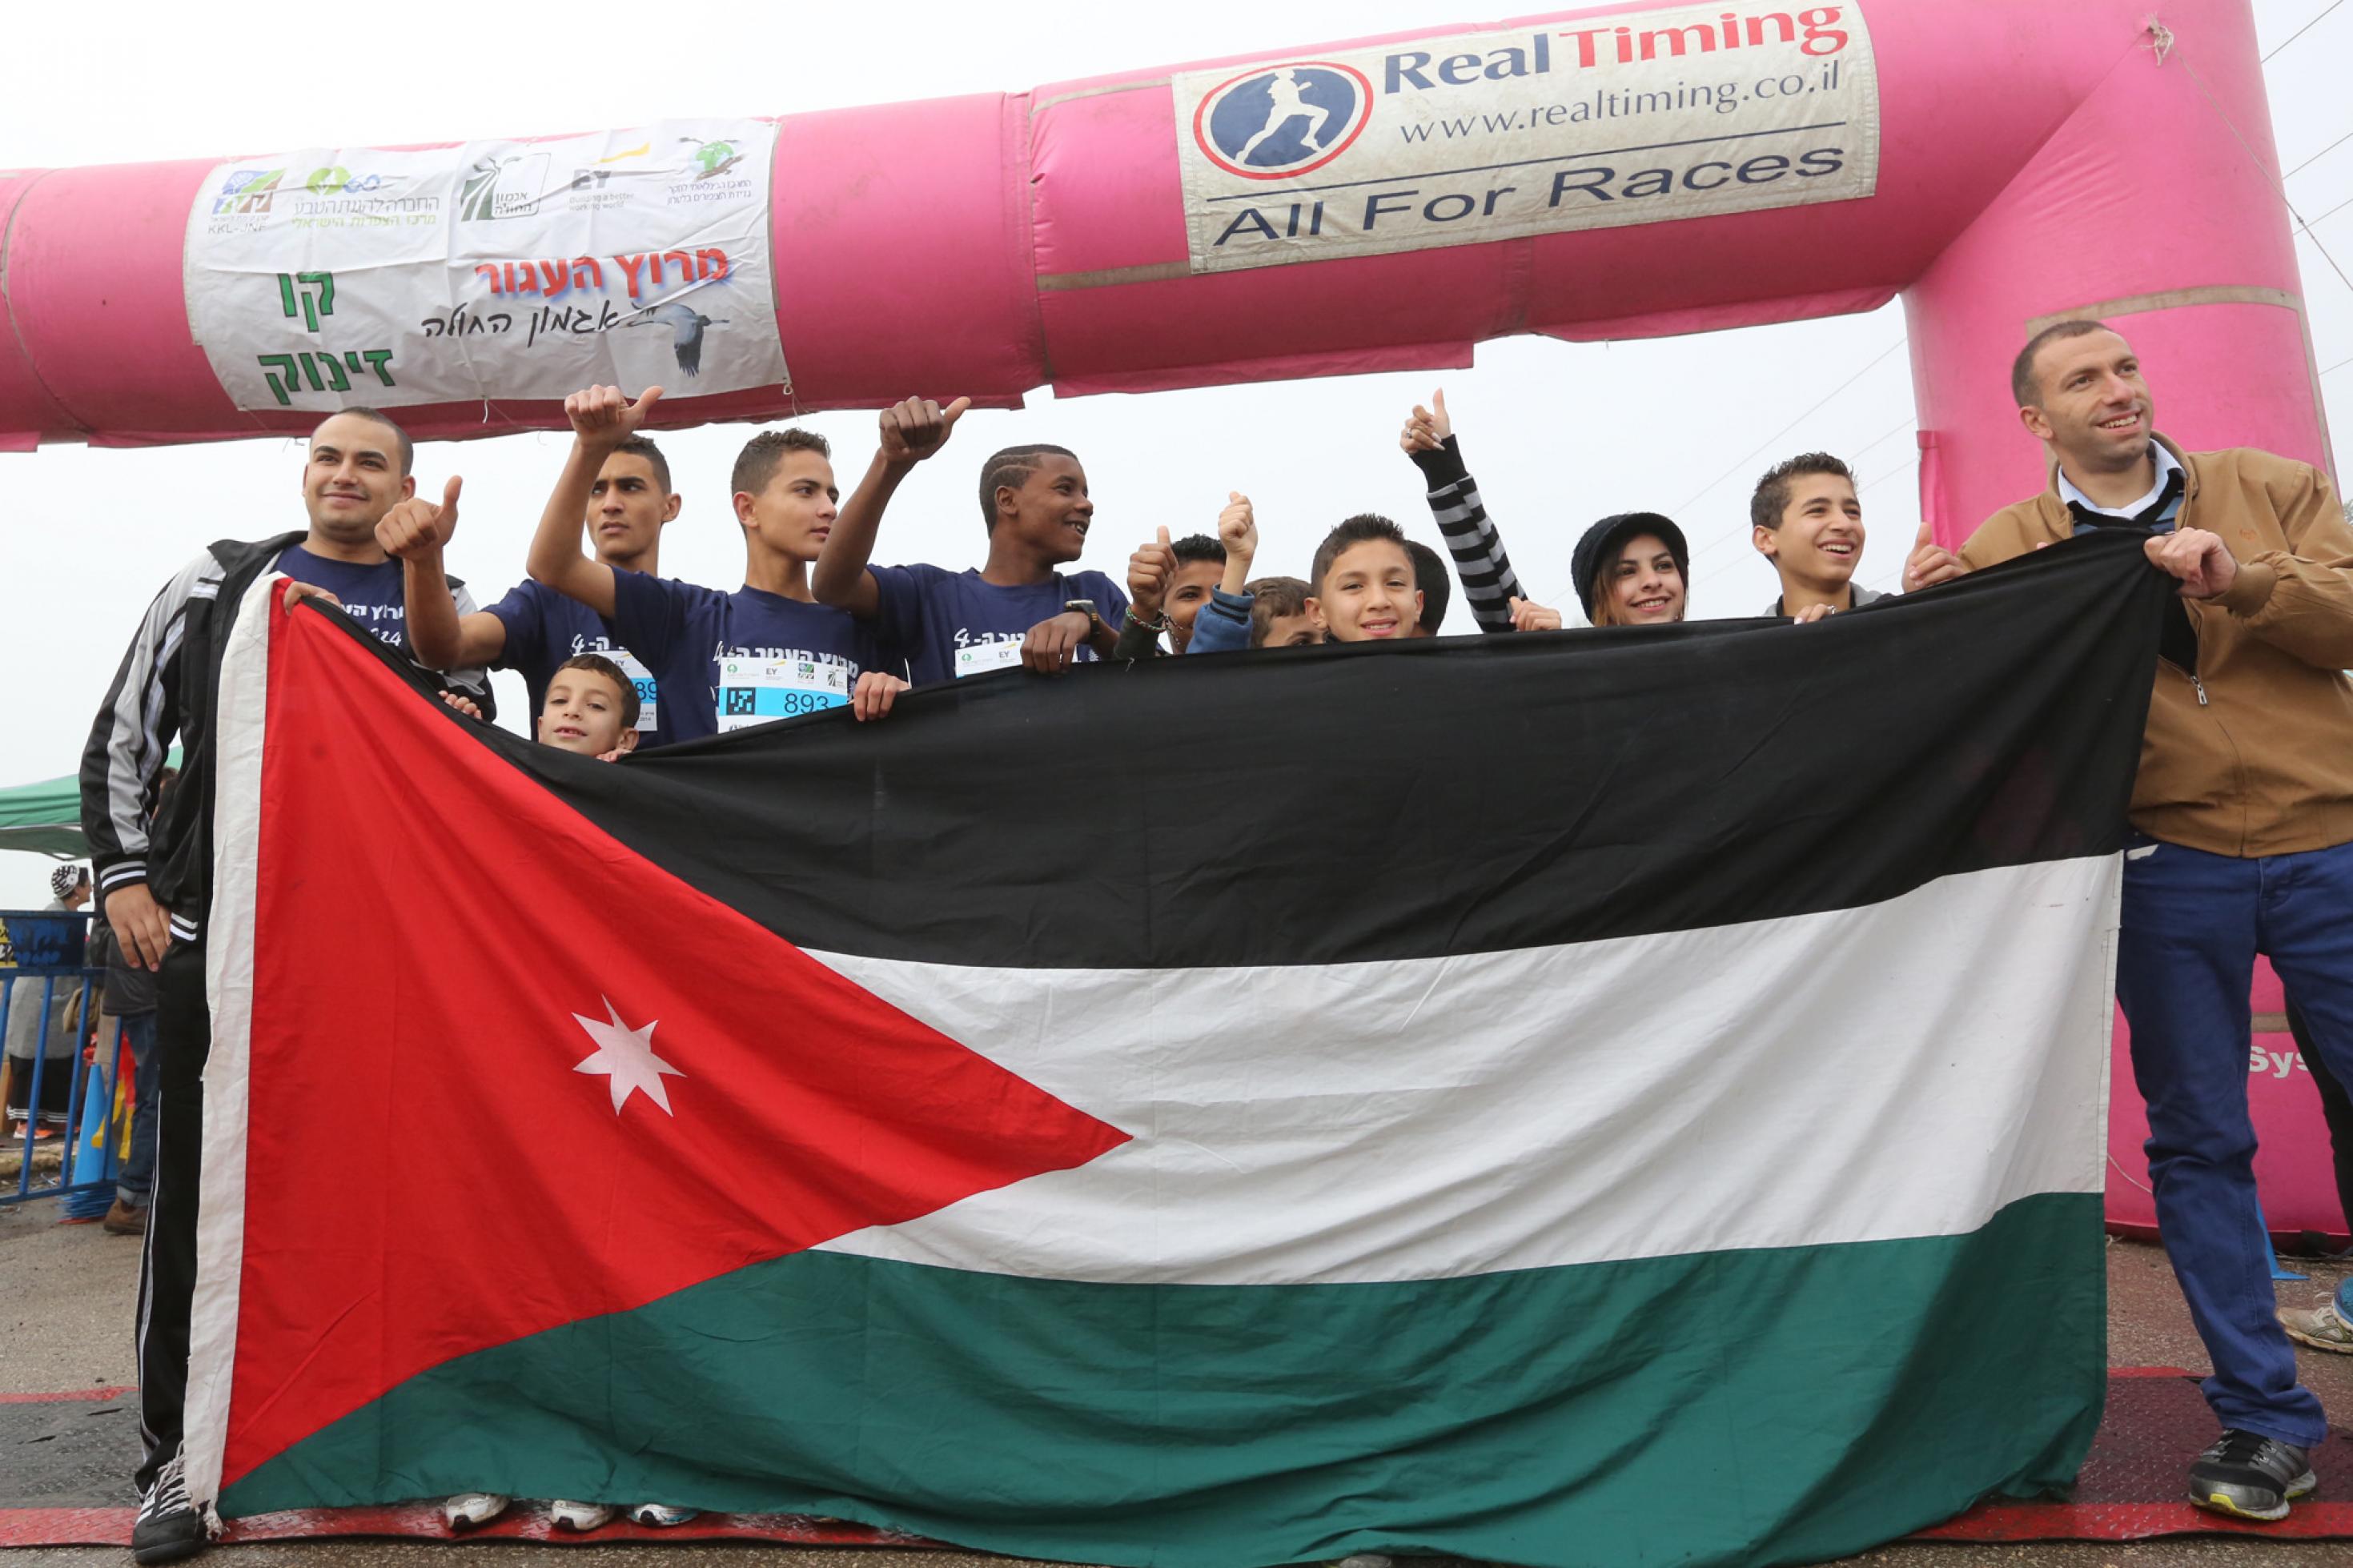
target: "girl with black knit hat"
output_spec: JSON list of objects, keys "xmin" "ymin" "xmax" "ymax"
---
[{"xmin": 1571, "ymin": 512, "xmax": 1691, "ymax": 627}]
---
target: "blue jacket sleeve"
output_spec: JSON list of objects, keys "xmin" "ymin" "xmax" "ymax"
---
[{"xmin": 1185, "ymin": 589, "xmax": 1255, "ymax": 655}]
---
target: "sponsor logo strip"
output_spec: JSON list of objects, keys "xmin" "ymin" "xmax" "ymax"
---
[
  {"xmin": 1171, "ymin": 1, "xmax": 1880, "ymax": 273},
  {"xmin": 183, "ymin": 120, "xmax": 789, "ymax": 412}
]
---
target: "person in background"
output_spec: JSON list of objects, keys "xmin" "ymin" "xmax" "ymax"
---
[
  {"xmin": 90, "ymin": 773, "xmax": 170, "ymax": 1235},
  {"xmin": 1246, "ymin": 578, "xmax": 1325, "ymax": 648},
  {"xmin": 2279, "ymin": 999, "xmax": 2353, "ymax": 1354},
  {"xmin": 1404, "ymin": 540, "xmax": 1452, "ymax": 636},
  {"xmin": 1117, "ymin": 529, "xmax": 1226, "ymax": 657},
  {"xmin": 3, "ymin": 864, "xmax": 90, "ymax": 1139}
]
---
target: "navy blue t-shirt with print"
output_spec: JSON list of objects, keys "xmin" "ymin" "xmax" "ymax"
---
[
  {"xmin": 275, "ymin": 543, "xmax": 492, "ymax": 707},
  {"xmin": 484, "ymin": 579, "xmax": 663, "ymax": 745},
  {"xmin": 869, "ymin": 565, "xmax": 1129, "ymax": 688},
  {"xmin": 608, "ymin": 571, "xmax": 875, "ymax": 744}
]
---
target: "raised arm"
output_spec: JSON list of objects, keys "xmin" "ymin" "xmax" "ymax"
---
[
  {"xmin": 1182, "ymin": 494, "xmax": 1260, "ymax": 657},
  {"xmin": 526, "ymin": 384, "xmax": 663, "ymax": 618},
  {"xmin": 1217, "ymin": 491, "xmax": 1257, "ymax": 596},
  {"xmin": 376, "ymin": 477, "xmax": 508, "ymax": 671},
  {"xmin": 815, "ymin": 395, "xmax": 970, "ymax": 617},
  {"xmin": 1400, "ymin": 389, "xmax": 1526, "ymax": 634}
]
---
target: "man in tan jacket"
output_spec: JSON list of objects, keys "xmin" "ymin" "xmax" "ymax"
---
[{"xmin": 1907, "ymin": 319, "xmax": 2353, "ymax": 1523}]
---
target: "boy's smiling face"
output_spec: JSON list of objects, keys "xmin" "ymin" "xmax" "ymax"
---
[
  {"xmin": 1310, "ymin": 539, "xmax": 1423, "ymax": 642},
  {"xmin": 1755, "ymin": 472, "xmax": 1864, "ymax": 591},
  {"xmin": 996, "ymin": 454, "xmax": 1094, "ymax": 564},
  {"xmin": 538, "ymin": 669, "xmax": 636, "ymax": 757}
]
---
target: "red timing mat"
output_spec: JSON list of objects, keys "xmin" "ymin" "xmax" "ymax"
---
[{"xmin": 1917, "ymin": 1366, "xmax": 2353, "ymax": 1542}]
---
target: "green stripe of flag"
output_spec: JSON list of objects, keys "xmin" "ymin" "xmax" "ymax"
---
[{"xmin": 224, "ymin": 1192, "xmax": 2102, "ymax": 1568}]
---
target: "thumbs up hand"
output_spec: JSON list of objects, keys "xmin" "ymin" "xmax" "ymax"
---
[
  {"xmin": 566, "ymin": 385, "xmax": 663, "ymax": 450},
  {"xmin": 1400, "ymin": 387, "xmax": 1452, "ymax": 455},
  {"xmin": 1128, "ymin": 523, "xmax": 1174, "ymax": 619},
  {"xmin": 376, "ymin": 475, "xmax": 463, "ymax": 559},
  {"xmin": 878, "ymin": 395, "xmax": 970, "ymax": 467},
  {"xmin": 1902, "ymin": 515, "xmax": 1969, "ymax": 594},
  {"xmin": 1217, "ymin": 491, "xmax": 1258, "ymax": 567}
]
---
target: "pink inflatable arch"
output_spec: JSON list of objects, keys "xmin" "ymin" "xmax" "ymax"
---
[{"xmin": 0, "ymin": 0, "xmax": 2339, "ymax": 1232}]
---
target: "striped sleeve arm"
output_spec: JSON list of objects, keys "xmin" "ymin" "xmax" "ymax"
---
[
  {"xmin": 1408, "ymin": 435, "xmax": 1526, "ymax": 635},
  {"xmin": 79, "ymin": 551, "xmax": 219, "ymax": 896}
]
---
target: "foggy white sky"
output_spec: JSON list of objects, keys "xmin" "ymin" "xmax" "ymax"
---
[{"xmin": 3, "ymin": 0, "xmax": 2350, "ymax": 907}]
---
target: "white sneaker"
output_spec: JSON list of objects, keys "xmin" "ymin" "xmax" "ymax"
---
[
  {"xmin": 2282, "ymin": 1300, "xmax": 2353, "ymax": 1353},
  {"xmin": 628, "ymin": 1502, "xmax": 701, "ymax": 1526},
  {"xmin": 440, "ymin": 1493, "xmax": 511, "ymax": 1532},
  {"xmin": 548, "ymin": 1500, "xmax": 619, "ymax": 1532}
]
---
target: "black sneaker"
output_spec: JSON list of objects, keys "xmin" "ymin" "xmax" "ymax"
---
[
  {"xmin": 131, "ymin": 1450, "xmax": 208, "ymax": 1563},
  {"xmin": 2187, "ymin": 1428, "xmax": 2316, "ymax": 1521}
]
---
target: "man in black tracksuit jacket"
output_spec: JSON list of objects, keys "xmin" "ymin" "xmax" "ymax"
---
[{"xmin": 80, "ymin": 407, "xmax": 487, "ymax": 1565}]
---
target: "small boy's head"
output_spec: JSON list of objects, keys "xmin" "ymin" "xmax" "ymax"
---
[
  {"xmin": 732, "ymin": 429, "xmax": 837, "ymax": 564},
  {"xmin": 1166, "ymin": 533, "xmax": 1227, "ymax": 651},
  {"xmin": 538, "ymin": 655, "xmax": 640, "ymax": 757},
  {"xmin": 1308, "ymin": 515, "xmax": 1423, "ymax": 643},
  {"xmin": 51, "ymin": 864, "xmax": 91, "ymax": 908},
  {"xmin": 1404, "ymin": 540, "xmax": 1450, "ymax": 636},
  {"xmin": 588, "ymin": 436, "xmax": 679, "ymax": 567},
  {"xmin": 1247, "ymin": 576, "xmax": 1323, "ymax": 648},
  {"xmin": 1749, "ymin": 452, "xmax": 1862, "ymax": 590},
  {"xmin": 979, "ymin": 444, "xmax": 1091, "ymax": 563}
]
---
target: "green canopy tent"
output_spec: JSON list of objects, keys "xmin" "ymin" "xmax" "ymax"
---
[{"xmin": 0, "ymin": 751, "xmax": 180, "ymax": 859}]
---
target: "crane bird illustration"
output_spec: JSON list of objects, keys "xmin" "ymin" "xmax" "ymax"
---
[{"xmin": 624, "ymin": 302, "xmax": 730, "ymax": 378}]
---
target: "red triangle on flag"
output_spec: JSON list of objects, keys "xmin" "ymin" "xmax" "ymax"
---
[{"xmin": 217, "ymin": 606, "xmax": 1129, "ymax": 1490}]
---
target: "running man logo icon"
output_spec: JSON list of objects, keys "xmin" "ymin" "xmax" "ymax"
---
[{"xmin": 1193, "ymin": 62, "xmax": 1374, "ymax": 180}]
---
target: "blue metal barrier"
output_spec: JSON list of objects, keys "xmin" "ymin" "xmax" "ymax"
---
[{"xmin": 1, "ymin": 907, "xmax": 118, "ymax": 1208}]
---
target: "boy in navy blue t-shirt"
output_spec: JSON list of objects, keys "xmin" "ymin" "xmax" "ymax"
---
[
  {"xmin": 524, "ymin": 385, "xmax": 907, "ymax": 741},
  {"xmin": 391, "ymin": 435, "xmax": 673, "ymax": 743},
  {"xmin": 811, "ymin": 395, "xmax": 1129, "ymax": 685}
]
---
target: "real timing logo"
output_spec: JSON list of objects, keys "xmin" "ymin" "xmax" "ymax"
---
[{"xmin": 1191, "ymin": 62, "xmax": 1373, "ymax": 179}]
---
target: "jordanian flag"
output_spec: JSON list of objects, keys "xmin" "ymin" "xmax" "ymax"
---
[{"xmin": 187, "ymin": 534, "xmax": 2167, "ymax": 1568}]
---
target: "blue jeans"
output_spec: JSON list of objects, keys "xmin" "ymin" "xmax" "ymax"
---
[
  {"xmin": 116, "ymin": 1012, "xmax": 157, "ymax": 1206},
  {"xmin": 2118, "ymin": 834, "xmax": 2353, "ymax": 1447}
]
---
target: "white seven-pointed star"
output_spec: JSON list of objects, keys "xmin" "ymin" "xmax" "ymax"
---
[{"xmin": 571, "ymin": 998, "xmax": 685, "ymax": 1116}]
